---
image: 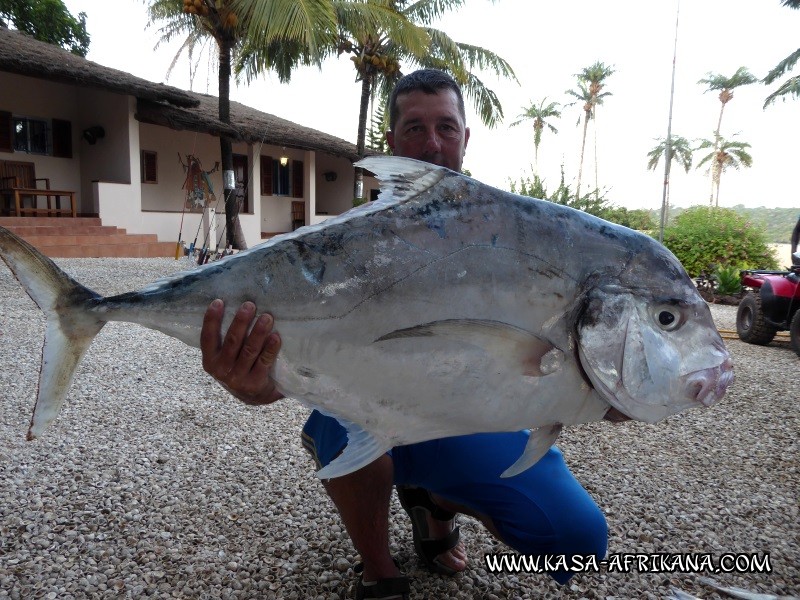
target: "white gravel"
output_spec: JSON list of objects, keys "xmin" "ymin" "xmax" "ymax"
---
[{"xmin": 0, "ymin": 258, "xmax": 797, "ymax": 600}]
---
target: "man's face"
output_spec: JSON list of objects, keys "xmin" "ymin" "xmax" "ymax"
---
[{"xmin": 386, "ymin": 89, "xmax": 470, "ymax": 172}]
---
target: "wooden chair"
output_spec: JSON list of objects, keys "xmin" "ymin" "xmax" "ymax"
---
[
  {"xmin": 291, "ymin": 201, "xmax": 305, "ymax": 231},
  {"xmin": 0, "ymin": 159, "xmax": 75, "ymax": 217},
  {"xmin": 0, "ymin": 160, "xmax": 46, "ymax": 215}
]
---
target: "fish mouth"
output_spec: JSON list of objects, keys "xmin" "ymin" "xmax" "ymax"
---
[
  {"xmin": 580, "ymin": 345, "xmax": 734, "ymax": 424},
  {"xmin": 685, "ymin": 357, "xmax": 735, "ymax": 408}
]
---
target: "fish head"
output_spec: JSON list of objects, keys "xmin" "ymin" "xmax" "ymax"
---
[{"xmin": 576, "ymin": 281, "xmax": 733, "ymax": 424}]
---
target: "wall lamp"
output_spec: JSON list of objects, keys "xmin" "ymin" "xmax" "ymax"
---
[{"xmin": 82, "ymin": 125, "xmax": 105, "ymax": 145}]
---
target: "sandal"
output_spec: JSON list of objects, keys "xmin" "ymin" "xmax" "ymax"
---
[
  {"xmin": 353, "ymin": 562, "xmax": 410, "ymax": 600},
  {"xmin": 396, "ymin": 485, "xmax": 461, "ymax": 576}
]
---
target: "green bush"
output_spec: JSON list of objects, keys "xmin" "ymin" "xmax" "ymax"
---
[
  {"xmin": 714, "ymin": 264, "xmax": 742, "ymax": 295},
  {"xmin": 661, "ymin": 206, "xmax": 778, "ymax": 277}
]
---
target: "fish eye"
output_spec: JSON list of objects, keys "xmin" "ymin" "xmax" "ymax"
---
[{"xmin": 654, "ymin": 305, "xmax": 682, "ymax": 331}]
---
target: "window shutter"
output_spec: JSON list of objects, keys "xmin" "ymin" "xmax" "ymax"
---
[
  {"xmin": 141, "ymin": 150, "xmax": 158, "ymax": 183},
  {"xmin": 261, "ymin": 155, "xmax": 273, "ymax": 195},
  {"xmin": 52, "ymin": 119, "xmax": 72, "ymax": 158},
  {"xmin": 292, "ymin": 159, "xmax": 303, "ymax": 198},
  {"xmin": 0, "ymin": 111, "xmax": 11, "ymax": 153}
]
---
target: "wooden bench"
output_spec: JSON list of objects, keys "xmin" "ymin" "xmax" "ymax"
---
[{"xmin": 0, "ymin": 159, "xmax": 76, "ymax": 217}]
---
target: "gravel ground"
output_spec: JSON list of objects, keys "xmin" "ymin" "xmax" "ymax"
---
[{"xmin": 0, "ymin": 258, "xmax": 797, "ymax": 600}]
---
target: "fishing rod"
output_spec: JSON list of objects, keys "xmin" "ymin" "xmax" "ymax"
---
[{"xmin": 175, "ymin": 198, "xmax": 187, "ymax": 260}]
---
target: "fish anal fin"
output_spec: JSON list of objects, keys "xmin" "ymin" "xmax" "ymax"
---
[
  {"xmin": 376, "ymin": 319, "xmax": 558, "ymax": 377},
  {"xmin": 315, "ymin": 419, "xmax": 391, "ymax": 480},
  {"xmin": 501, "ymin": 424, "xmax": 563, "ymax": 478}
]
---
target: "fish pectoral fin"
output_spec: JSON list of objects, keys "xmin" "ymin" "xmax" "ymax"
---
[
  {"xmin": 376, "ymin": 319, "xmax": 557, "ymax": 377},
  {"xmin": 500, "ymin": 424, "xmax": 563, "ymax": 478},
  {"xmin": 315, "ymin": 419, "xmax": 391, "ymax": 480}
]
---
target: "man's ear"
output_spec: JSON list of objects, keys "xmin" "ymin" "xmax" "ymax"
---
[
  {"xmin": 386, "ymin": 130, "xmax": 395, "ymax": 152},
  {"xmin": 464, "ymin": 127, "xmax": 471, "ymax": 150}
]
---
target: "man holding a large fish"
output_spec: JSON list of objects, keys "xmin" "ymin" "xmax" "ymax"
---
[
  {"xmin": 0, "ymin": 69, "xmax": 732, "ymax": 599},
  {"xmin": 199, "ymin": 69, "xmax": 731, "ymax": 599}
]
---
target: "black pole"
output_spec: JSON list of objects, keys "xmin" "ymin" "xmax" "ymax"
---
[{"xmin": 660, "ymin": 0, "xmax": 681, "ymax": 243}]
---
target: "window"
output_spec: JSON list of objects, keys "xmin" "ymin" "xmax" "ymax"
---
[
  {"xmin": 259, "ymin": 155, "xmax": 304, "ymax": 197},
  {"xmin": 141, "ymin": 150, "xmax": 158, "ymax": 183},
  {"xmin": 0, "ymin": 111, "xmax": 12, "ymax": 153},
  {"xmin": 14, "ymin": 117, "xmax": 49, "ymax": 154},
  {"xmin": 0, "ymin": 112, "xmax": 72, "ymax": 157}
]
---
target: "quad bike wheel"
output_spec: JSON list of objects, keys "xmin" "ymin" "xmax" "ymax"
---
[
  {"xmin": 790, "ymin": 310, "xmax": 800, "ymax": 357},
  {"xmin": 736, "ymin": 292, "xmax": 778, "ymax": 345}
]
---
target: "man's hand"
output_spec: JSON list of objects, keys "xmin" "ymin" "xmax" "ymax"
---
[{"xmin": 201, "ymin": 299, "xmax": 284, "ymax": 405}]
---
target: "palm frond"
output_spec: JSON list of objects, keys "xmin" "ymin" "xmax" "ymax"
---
[
  {"xmin": 233, "ymin": 0, "xmax": 337, "ymax": 55},
  {"xmin": 763, "ymin": 47, "xmax": 800, "ymax": 84},
  {"xmin": 764, "ymin": 74, "xmax": 800, "ymax": 107},
  {"xmin": 402, "ymin": 0, "xmax": 470, "ymax": 23}
]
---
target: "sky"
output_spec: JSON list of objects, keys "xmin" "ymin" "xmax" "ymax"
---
[{"xmin": 61, "ymin": 0, "xmax": 800, "ymax": 212}]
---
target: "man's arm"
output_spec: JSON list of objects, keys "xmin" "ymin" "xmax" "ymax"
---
[
  {"xmin": 201, "ymin": 299, "xmax": 284, "ymax": 405},
  {"xmin": 791, "ymin": 216, "xmax": 800, "ymax": 254}
]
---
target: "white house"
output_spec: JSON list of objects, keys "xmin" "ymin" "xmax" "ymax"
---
[{"xmin": 0, "ymin": 27, "xmax": 379, "ymax": 250}]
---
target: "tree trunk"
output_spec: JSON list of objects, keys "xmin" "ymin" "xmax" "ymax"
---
[
  {"xmin": 218, "ymin": 37, "xmax": 246, "ymax": 250},
  {"xmin": 576, "ymin": 109, "xmax": 590, "ymax": 200},
  {"xmin": 353, "ymin": 72, "xmax": 372, "ymax": 204},
  {"xmin": 592, "ymin": 107, "xmax": 599, "ymax": 201},
  {"xmin": 710, "ymin": 101, "xmax": 726, "ymax": 205}
]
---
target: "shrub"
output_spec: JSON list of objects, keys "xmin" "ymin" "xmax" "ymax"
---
[
  {"xmin": 714, "ymin": 264, "xmax": 742, "ymax": 295},
  {"xmin": 661, "ymin": 206, "xmax": 777, "ymax": 277}
]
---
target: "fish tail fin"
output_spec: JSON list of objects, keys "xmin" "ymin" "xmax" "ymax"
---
[{"xmin": 0, "ymin": 226, "xmax": 105, "ymax": 439}]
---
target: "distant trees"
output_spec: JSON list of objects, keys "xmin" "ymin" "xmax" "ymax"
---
[
  {"xmin": 565, "ymin": 61, "xmax": 614, "ymax": 200},
  {"xmin": 697, "ymin": 67, "xmax": 758, "ymax": 203},
  {"xmin": 0, "ymin": 0, "xmax": 90, "ymax": 56},
  {"xmin": 509, "ymin": 98, "xmax": 561, "ymax": 177},
  {"xmin": 646, "ymin": 135, "xmax": 693, "ymax": 174},
  {"xmin": 662, "ymin": 206, "xmax": 777, "ymax": 276},
  {"xmin": 695, "ymin": 135, "xmax": 753, "ymax": 207}
]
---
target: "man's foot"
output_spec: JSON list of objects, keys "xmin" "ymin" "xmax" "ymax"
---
[
  {"xmin": 354, "ymin": 561, "xmax": 410, "ymax": 600},
  {"xmin": 396, "ymin": 486, "xmax": 467, "ymax": 575}
]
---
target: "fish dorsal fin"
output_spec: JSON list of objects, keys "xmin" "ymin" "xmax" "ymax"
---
[{"xmin": 355, "ymin": 156, "xmax": 450, "ymax": 206}]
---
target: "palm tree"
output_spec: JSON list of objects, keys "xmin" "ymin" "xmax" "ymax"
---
[
  {"xmin": 697, "ymin": 67, "xmax": 758, "ymax": 203},
  {"xmin": 565, "ymin": 61, "xmax": 614, "ymax": 200},
  {"xmin": 335, "ymin": 0, "xmax": 517, "ymax": 202},
  {"xmin": 695, "ymin": 135, "xmax": 753, "ymax": 207},
  {"xmin": 145, "ymin": 0, "xmax": 337, "ymax": 249},
  {"xmin": 763, "ymin": 0, "xmax": 800, "ymax": 107},
  {"xmin": 646, "ymin": 135, "xmax": 693, "ymax": 173},
  {"xmin": 509, "ymin": 98, "xmax": 561, "ymax": 177},
  {"xmin": 647, "ymin": 135, "xmax": 692, "ymax": 226}
]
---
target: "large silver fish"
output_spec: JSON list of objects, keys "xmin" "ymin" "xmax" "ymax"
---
[{"xmin": 0, "ymin": 156, "xmax": 733, "ymax": 478}]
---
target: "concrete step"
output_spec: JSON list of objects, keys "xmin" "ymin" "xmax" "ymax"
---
[
  {"xmin": 38, "ymin": 242, "xmax": 178, "ymax": 258},
  {"xmin": 21, "ymin": 233, "xmax": 159, "ymax": 247},
  {"xmin": 0, "ymin": 216, "xmax": 176, "ymax": 258},
  {"xmin": 0, "ymin": 216, "xmax": 102, "ymax": 227},
  {"xmin": 4, "ymin": 225, "xmax": 123, "ymax": 236}
]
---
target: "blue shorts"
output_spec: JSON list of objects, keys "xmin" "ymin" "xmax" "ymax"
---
[{"xmin": 301, "ymin": 410, "xmax": 607, "ymax": 584}]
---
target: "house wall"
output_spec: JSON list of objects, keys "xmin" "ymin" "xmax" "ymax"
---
[
  {"xmin": 0, "ymin": 72, "xmax": 83, "ymax": 209},
  {"xmin": 314, "ymin": 154, "xmax": 356, "ymax": 216},
  {"xmin": 77, "ymin": 89, "xmax": 134, "ymax": 212},
  {"xmin": 1, "ymin": 72, "xmax": 371, "ymax": 247}
]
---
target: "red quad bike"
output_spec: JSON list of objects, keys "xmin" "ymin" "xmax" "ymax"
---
[{"xmin": 736, "ymin": 262, "xmax": 800, "ymax": 357}]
